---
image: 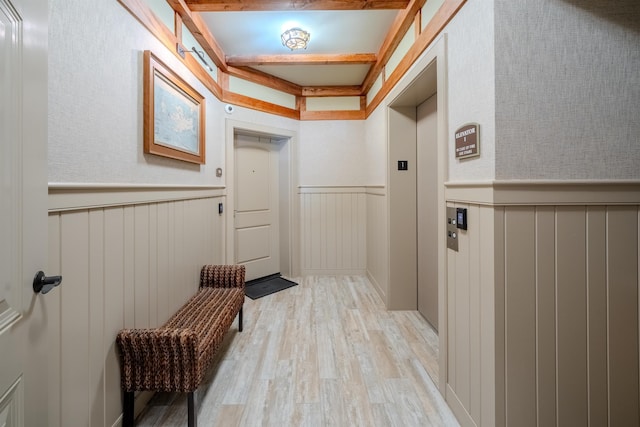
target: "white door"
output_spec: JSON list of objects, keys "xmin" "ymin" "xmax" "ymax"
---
[
  {"xmin": 0, "ymin": 0, "xmax": 49, "ymax": 425},
  {"xmin": 234, "ymin": 134, "xmax": 280, "ymax": 281},
  {"xmin": 417, "ymin": 93, "xmax": 439, "ymax": 330}
]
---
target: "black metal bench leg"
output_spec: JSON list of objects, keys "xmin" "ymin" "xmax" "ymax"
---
[
  {"xmin": 239, "ymin": 306, "xmax": 243, "ymax": 332},
  {"xmin": 188, "ymin": 391, "xmax": 197, "ymax": 427},
  {"xmin": 123, "ymin": 391, "xmax": 134, "ymax": 427}
]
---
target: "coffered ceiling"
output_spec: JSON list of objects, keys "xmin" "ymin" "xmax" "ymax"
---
[{"xmin": 178, "ymin": 0, "xmax": 426, "ymax": 92}]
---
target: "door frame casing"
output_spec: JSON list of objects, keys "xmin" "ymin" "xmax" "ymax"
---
[
  {"xmin": 225, "ymin": 119, "xmax": 300, "ymax": 278},
  {"xmin": 384, "ymin": 34, "xmax": 449, "ymax": 394}
]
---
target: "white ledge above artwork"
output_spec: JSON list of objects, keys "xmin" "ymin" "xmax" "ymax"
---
[
  {"xmin": 48, "ymin": 183, "xmax": 226, "ymax": 212},
  {"xmin": 445, "ymin": 180, "xmax": 640, "ymax": 206}
]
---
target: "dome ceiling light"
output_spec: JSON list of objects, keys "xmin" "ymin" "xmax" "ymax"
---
[{"xmin": 281, "ymin": 27, "xmax": 310, "ymax": 50}]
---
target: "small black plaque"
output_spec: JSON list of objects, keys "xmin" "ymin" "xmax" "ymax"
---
[{"xmin": 398, "ymin": 160, "xmax": 408, "ymax": 170}]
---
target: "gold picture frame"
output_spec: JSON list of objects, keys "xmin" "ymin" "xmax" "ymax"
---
[{"xmin": 144, "ymin": 50, "xmax": 205, "ymax": 164}]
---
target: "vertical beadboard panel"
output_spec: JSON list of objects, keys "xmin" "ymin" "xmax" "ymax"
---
[
  {"xmin": 326, "ymin": 193, "xmax": 337, "ymax": 269},
  {"xmin": 366, "ymin": 191, "xmax": 387, "ymax": 300},
  {"xmin": 480, "ymin": 205, "xmax": 498, "ymax": 427},
  {"xmin": 174, "ymin": 200, "xmax": 187, "ymax": 306},
  {"xmin": 134, "ymin": 205, "xmax": 150, "ymax": 328},
  {"xmin": 60, "ymin": 211, "xmax": 90, "ymax": 426},
  {"xmin": 556, "ymin": 207, "xmax": 588, "ymax": 426},
  {"xmin": 320, "ymin": 193, "xmax": 328, "ymax": 269},
  {"xmin": 448, "ymin": 203, "xmax": 498, "ymax": 426},
  {"xmin": 167, "ymin": 201, "xmax": 179, "ymax": 316},
  {"xmin": 49, "ymin": 194, "xmax": 225, "ymax": 426},
  {"xmin": 504, "ymin": 207, "xmax": 536, "ymax": 427},
  {"xmin": 606, "ymin": 207, "xmax": 639, "ymax": 426},
  {"xmin": 335, "ymin": 194, "xmax": 353, "ymax": 269},
  {"xmin": 88, "ymin": 210, "xmax": 105, "ymax": 427},
  {"xmin": 455, "ymin": 204, "xmax": 471, "ymax": 408},
  {"xmin": 535, "ymin": 207, "xmax": 556, "ymax": 427},
  {"xmin": 299, "ymin": 189, "xmax": 367, "ymax": 274},
  {"xmin": 47, "ymin": 214, "xmax": 62, "ymax": 427},
  {"xmin": 494, "ymin": 202, "xmax": 640, "ymax": 427},
  {"xmin": 302, "ymin": 194, "xmax": 310, "ymax": 271},
  {"xmin": 123, "ymin": 206, "xmax": 135, "ymax": 328},
  {"xmin": 468, "ymin": 204, "xmax": 481, "ymax": 421},
  {"xmin": 156, "ymin": 203, "xmax": 170, "ymax": 325},
  {"xmin": 493, "ymin": 207, "xmax": 506, "ymax": 427},
  {"xmin": 447, "ymin": 216, "xmax": 457, "ymax": 393},
  {"xmin": 148, "ymin": 204, "xmax": 158, "ymax": 327},
  {"xmin": 103, "ymin": 207, "xmax": 124, "ymax": 425},
  {"xmin": 586, "ymin": 206, "xmax": 607, "ymax": 426},
  {"xmin": 357, "ymin": 193, "xmax": 366, "ymax": 269},
  {"xmin": 311, "ymin": 195, "xmax": 322, "ymax": 270}
]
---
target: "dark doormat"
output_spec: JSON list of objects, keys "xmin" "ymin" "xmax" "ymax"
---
[{"xmin": 245, "ymin": 273, "xmax": 298, "ymax": 300}]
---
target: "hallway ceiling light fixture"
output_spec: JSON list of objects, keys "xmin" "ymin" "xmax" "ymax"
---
[{"xmin": 281, "ymin": 27, "xmax": 310, "ymax": 50}]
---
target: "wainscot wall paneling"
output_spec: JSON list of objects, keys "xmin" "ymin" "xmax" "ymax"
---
[
  {"xmin": 444, "ymin": 201, "xmax": 496, "ymax": 427},
  {"xmin": 47, "ymin": 187, "xmax": 226, "ymax": 426},
  {"xmin": 299, "ymin": 187, "xmax": 366, "ymax": 275},
  {"xmin": 445, "ymin": 181, "xmax": 640, "ymax": 427},
  {"xmin": 366, "ymin": 187, "xmax": 387, "ymax": 300}
]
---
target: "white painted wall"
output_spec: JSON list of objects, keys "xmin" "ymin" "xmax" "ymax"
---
[
  {"xmin": 298, "ymin": 120, "xmax": 367, "ymax": 186},
  {"xmin": 364, "ymin": 0, "xmax": 496, "ymax": 184},
  {"xmin": 48, "ymin": 0, "xmax": 225, "ymax": 185},
  {"xmin": 364, "ymin": 105, "xmax": 387, "ymax": 185}
]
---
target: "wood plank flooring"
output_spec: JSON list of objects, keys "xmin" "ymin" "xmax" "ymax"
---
[{"xmin": 137, "ymin": 276, "xmax": 457, "ymax": 426}]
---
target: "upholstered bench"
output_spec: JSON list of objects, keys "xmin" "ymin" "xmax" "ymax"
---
[{"xmin": 116, "ymin": 264, "xmax": 245, "ymax": 427}]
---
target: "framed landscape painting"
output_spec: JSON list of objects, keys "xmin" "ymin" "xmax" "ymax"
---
[{"xmin": 144, "ymin": 50, "xmax": 205, "ymax": 164}]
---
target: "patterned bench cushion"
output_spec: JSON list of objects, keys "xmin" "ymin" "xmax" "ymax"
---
[{"xmin": 117, "ymin": 286, "xmax": 244, "ymax": 393}]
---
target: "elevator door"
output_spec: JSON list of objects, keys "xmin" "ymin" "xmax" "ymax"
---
[{"xmin": 417, "ymin": 93, "xmax": 439, "ymax": 330}]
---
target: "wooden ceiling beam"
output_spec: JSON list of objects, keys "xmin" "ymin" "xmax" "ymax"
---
[
  {"xmin": 185, "ymin": 0, "xmax": 410, "ymax": 12},
  {"xmin": 167, "ymin": 0, "xmax": 227, "ymax": 71},
  {"xmin": 226, "ymin": 53, "xmax": 376, "ymax": 66},
  {"xmin": 302, "ymin": 86, "xmax": 362, "ymax": 96},
  {"xmin": 227, "ymin": 66, "xmax": 303, "ymax": 95},
  {"xmin": 361, "ymin": 0, "xmax": 426, "ymax": 92}
]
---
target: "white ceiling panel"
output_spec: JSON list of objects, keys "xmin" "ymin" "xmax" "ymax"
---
[
  {"xmin": 253, "ymin": 64, "xmax": 372, "ymax": 86},
  {"xmin": 200, "ymin": 10, "xmax": 398, "ymax": 55}
]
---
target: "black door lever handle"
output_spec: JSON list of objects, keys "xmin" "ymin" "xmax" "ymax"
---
[{"xmin": 33, "ymin": 271, "xmax": 63, "ymax": 294}]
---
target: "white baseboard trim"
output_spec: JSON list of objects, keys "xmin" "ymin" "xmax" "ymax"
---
[
  {"xmin": 445, "ymin": 384, "xmax": 478, "ymax": 427},
  {"xmin": 366, "ymin": 270, "xmax": 386, "ymax": 303}
]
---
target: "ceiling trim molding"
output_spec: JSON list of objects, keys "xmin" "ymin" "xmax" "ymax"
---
[
  {"xmin": 361, "ymin": 0, "xmax": 426, "ymax": 93},
  {"xmin": 185, "ymin": 0, "xmax": 411, "ymax": 12},
  {"xmin": 117, "ymin": 0, "xmax": 222, "ymax": 99},
  {"xmin": 167, "ymin": 0, "xmax": 228, "ymax": 70},
  {"xmin": 226, "ymin": 66, "xmax": 303, "ymax": 95},
  {"xmin": 117, "ymin": 0, "xmax": 467, "ymax": 121},
  {"xmin": 222, "ymin": 91, "xmax": 300, "ymax": 120},
  {"xmin": 366, "ymin": 0, "xmax": 466, "ymax": 116},
  {"xmin": 302, "ymin": 86, "xmax": 362, "ymax": 97},
  {"xmin": 226, "ymin": 53, "xmax": 377, "ymax": 66}
]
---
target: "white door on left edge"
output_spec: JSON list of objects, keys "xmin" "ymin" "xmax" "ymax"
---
[
  {"xmin": 234, "ymin": 133, "xmax": 280, "ymax": 281},
  {"xmin": 0, "ymin": 0, "xmax": 49, "ymax": 425}
]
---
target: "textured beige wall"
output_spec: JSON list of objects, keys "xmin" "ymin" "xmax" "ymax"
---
[{"xmin": 494, "ymin": 0, "xmax": 640, "ymax": 179}]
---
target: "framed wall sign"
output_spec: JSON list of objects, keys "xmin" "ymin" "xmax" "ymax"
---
[
  {"xmin": 454, "ymin": 123, "xmax": 480, "ymax": 160},
  {"xmin": 144, "ymin": 50, "xmax": 205, "ymax": 164}
]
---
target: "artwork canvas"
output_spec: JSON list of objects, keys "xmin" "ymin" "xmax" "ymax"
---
[{"xmin": 144, "ymin": 50, "xmax": 205, "ymax": 164}]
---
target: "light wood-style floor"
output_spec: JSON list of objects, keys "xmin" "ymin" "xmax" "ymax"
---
[{"xmin": 137, "ymin": 276, "xmax": 458, "ymax": 426}]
